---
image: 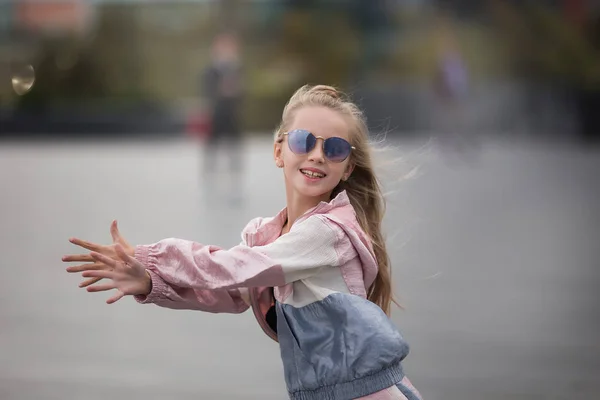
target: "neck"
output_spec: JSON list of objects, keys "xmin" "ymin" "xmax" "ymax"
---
[{"xmin": 283, "ymin": 186, "xmax": 332, "ymax": 233}]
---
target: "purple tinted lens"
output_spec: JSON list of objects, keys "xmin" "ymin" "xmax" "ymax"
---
[
  {"xmin": 287, "ymin": 130, "xmax": 316, "ymax": 154},
  {"xmin": 324, "ymin": 137, "xmax": 352, "ymax": 162}
]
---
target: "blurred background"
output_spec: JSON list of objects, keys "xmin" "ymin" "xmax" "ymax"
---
[
  {"xmin": 1, "ymin": 0, "xmax": 600, "ymax": 140},
  {"xmin": 1, "ymin": 1, "xmax": 599, "ymax": 399}
]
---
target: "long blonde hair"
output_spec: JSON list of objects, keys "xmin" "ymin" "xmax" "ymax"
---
[{"xmin": 274, "ymin": 84, "xmax": 395, "ymax": 315}]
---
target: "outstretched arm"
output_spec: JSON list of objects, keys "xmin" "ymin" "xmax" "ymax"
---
[
  {"xmin": 133, "ymin": 215, "xmax": 340, "ymax": 293},
  {"xmin": 71, "ymin": 216, "xmax": 342, "ymax": 310},
  {"xmin": 64, "ymin": 221, "xmax": 250, "ymax": 313}
]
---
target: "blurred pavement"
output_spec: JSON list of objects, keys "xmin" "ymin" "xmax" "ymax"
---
[{"xmin": 0, "ymin": 134, "xmax": 599, "ymax": 400}]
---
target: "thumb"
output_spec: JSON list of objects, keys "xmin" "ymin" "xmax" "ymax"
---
[
  {"xmin": 110, "ymin": 220, "xmax": 120, "ymax": 242},
  {"xmin": 111, "ymin": 220, "xmax": 130, "ymax": 246}
]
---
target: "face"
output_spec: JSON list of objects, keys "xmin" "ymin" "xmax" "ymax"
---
[
  {"xmin": 213, "ymin": 35, "xmax": 238, "ymax": 62},
  {"xmin": 274, "ymin": 106, "xmax": 354, "ymax": 202}
]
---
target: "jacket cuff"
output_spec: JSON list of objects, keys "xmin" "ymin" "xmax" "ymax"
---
[
  {"xmin": 134, "ymin": 245, "xmax": 150, "ymax": 268},
  {"xmin": 134, "ymin": 270, "xmax": 169, "ymax": 304}
]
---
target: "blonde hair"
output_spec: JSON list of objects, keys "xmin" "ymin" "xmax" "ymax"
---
[{"xmin": 274, "ymin": 84, "xmax": 396, "ymax": 315}]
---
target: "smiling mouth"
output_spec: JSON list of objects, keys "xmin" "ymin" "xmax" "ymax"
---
[{"xmin": 300, "ymin": 169, "xmax": 326, "ymax": 179}]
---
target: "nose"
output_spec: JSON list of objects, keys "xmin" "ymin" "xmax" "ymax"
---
[{"xmin": 307, "ymin": 138, "xmax": 325, "ymax": 163}]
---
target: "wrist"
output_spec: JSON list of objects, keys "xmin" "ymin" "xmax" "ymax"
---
[{"xmin": 143, "ymin": 270, "xmax": 153, "ymax": 295}]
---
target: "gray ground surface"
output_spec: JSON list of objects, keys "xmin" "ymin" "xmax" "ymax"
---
[{"xmin": 1, "ymin": 135, "xmax": 598, "ymax": 399}]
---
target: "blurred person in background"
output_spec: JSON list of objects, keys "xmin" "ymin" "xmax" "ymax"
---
[
  {"xmin": 200, "ymin": 32, "xmax": 245, "ymax": 203},
  {"xmin": 432, "ymin": 14, "xmax": 477, "ymax": 161}
]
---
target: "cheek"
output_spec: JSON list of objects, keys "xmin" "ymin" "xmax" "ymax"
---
[
  {"xmin": 281, "ymin": 157, "xmax": 301, "ymax": 180},
  {"xmin": 282, "ymin": 148, "xmax": 303, "ymax": 169},
  {"xmin": 283, "ymin": 163, "xmax": 296, "ymax": 177},
  {"xmin": 328, "ymin": 164, "xmax": 347, "ymax": 181}
]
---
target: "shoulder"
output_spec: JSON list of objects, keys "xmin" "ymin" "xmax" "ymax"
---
[
  {"xmin": 241, "ymin": 216, "xmax": 274, "ymax": 236},
  {"xmin": 319, "ymin": 202, "xmax": 362, "ymax": 237},
  {"xmin": 293, "ymin": 214, "xmax": 344, "ymax": 242},
  {"xmin": 287, "ymin": 215, "xmax": 357, "ymax": 263},
  {"xmin": 262, "ymin": 215, "xmax": 351, "ymax": 268},
  {"xmin": 317, "ymin": 204, "xmax": 375, "ymax": 263}
]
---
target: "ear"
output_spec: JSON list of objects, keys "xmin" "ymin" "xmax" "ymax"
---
[
  {"xmin": 273, "ymin": 141, "xmax": 284, "ymax": 168},
  {"xmin": 342, "ymin": 162, "xmax": 354, "ymax": 181}
]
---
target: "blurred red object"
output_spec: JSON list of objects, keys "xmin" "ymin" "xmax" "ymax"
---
[
  {"xmin": 15, "ymin": 0, "xmax": 93, "ymax": 35},
  {"xmin": 186, "ymin": 110, "xmax": 212, "ymax": 141}
]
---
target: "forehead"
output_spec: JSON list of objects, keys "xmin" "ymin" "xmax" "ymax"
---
[{"xmin": 289, "ymin": 106, "xmax": 350, "ymax": 140}]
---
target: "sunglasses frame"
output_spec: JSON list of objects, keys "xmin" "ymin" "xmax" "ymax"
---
[{"xmin": 279, "ymin": 130, "xmax": 356, "ymax": 163}]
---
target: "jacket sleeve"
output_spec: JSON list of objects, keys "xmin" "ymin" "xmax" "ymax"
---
[
  {"xmin": 133, "ymin": 215, "xmax": 342, "ymax": 308},
  {"xmin": 134, "ymin": 268, "xmax": 250, "ymax": 314}
]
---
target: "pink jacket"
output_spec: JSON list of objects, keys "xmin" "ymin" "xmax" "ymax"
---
[{"xmin": 133, "ymin": 191, "xmax": 421, "ymax": 400}]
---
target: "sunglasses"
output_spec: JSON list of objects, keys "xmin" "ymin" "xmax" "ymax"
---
[{"xmin": 280, "ymin": 129, "xmax": 355, "ymax": 163}]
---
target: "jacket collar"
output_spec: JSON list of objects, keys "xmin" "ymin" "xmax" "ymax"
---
[{"xmin": 244, "ymin": 191, "xmax": 351, "ymax": 246}]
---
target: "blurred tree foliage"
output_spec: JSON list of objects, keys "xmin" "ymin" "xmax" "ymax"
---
[
  {"xmin": 15, "ymin": 38, "xmax": 109, "ymax": 111},
  {"xmin": 15, "ymin": 1, "xmax": 598, "ymax": 131},
  {"xmin": 487, "ymin": 0, "xmax": 600, "ymax": 88},
  {"xmin": 16, "ymin": 5, "xmax": 147, "ymax": 112}
]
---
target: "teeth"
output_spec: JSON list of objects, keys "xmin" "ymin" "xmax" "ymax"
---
[{"xmin": 301, "ymin": 170, "xmax": 325, "ymax": 178}]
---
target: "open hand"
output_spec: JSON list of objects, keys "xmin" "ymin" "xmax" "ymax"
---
[
  {"xmin": 80, "ymin": 243, "xmax": 152, "ymax": 304},
  {"xmin": 63, "ymin": 220, "xmax": 135, "ymax": 288}
]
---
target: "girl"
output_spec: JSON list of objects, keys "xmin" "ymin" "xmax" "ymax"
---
[{"xmin": 63, "ymin": 85, "xmax": 423, "ymax": 400}]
